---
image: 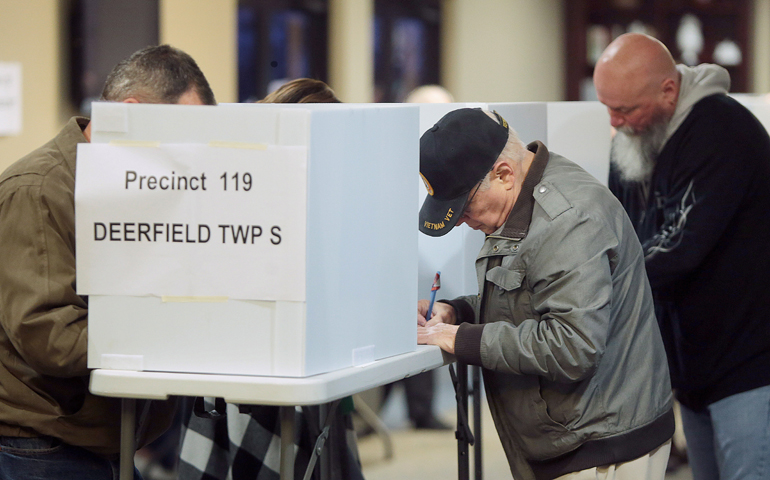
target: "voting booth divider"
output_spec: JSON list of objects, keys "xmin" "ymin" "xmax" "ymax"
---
[
  {"xmin": 78, "ymin": 101, "xmax": 610, "ymax": 379},
  {"xmin": 733, "ymin": 94, "xmax": 770, "ymax": 134},
  {"xmin": 78, "ymin": 102, "xmax": 420, "ymax": 377}
]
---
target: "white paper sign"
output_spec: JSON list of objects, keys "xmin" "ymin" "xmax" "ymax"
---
[
  {"xmin": 75, "ymin": 143, "xmax": 308, "ymax": 301},
  {"xmin": 0, "ymin": 62, "xmax": 22, "ymax": 136}
]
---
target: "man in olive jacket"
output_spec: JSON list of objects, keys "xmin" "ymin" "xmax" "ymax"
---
[
  {"xmin": 0, "ymin": 45, "xmax": 215, "ymax": 479},
  {"xmin": 417, "ymin": 108, "xmax": 673, "ymax": 480}
]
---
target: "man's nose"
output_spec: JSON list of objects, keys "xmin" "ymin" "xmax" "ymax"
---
[{"xmin": 609, "ymin": 111, "xmax": 625, "ymax": 129}]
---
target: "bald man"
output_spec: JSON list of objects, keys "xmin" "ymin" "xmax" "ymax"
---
[
  {"xmin": 595, "ymin": 33, "xmax": 770, "ymax": 480},
  {"xmin": 404, "ymin": 84, "xmax": 455, "ymax": 103}
]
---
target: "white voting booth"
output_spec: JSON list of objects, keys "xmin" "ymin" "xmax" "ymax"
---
[
  {"xmin": 79, "ymin": 100, "xmax": 610, "ymax": 480},
  {"xmin": 489, "ymin": 102, "xmax": 612, "ymax": 186},
  {"xmin": 78, "ymin": 102, "xmax": 420, "ymax": 377},
  {"xmin": 733, "ymin": 94, "xmax": 770, "ymax": 133},
  {"xmin": 79, "ymin": 101, "xmax": 610, "ymax": 379},
  {"xmin": 417, "ymin": 102, "xmax": 611, "ymax": 303}
]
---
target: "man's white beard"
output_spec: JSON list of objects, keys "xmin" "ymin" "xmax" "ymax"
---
[{"xmin": 610, "ymin": 121, "xmax": 668, "ymax": 183}]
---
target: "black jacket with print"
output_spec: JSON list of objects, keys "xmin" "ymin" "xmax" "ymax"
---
[{"xmin": 609, "ymin": 94, "xmax": 770, "ymax": 411}]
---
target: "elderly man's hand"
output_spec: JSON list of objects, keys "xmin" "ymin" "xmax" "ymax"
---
[
  {"xmin": 418, "ymin": 323, "xmax": 459, "ymax": 354},
  {"xmin": 417, "ymin": 299, "xmax": 457, "ymax": 327}
]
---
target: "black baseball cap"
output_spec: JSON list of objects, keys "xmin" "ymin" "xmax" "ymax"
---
[{"xmin": 419, "ymin": 108, "xmax": 510, "ymax": 237}]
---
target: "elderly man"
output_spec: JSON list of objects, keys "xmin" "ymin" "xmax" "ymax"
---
[
  {"xmin": 0, "ymin": 45, "xmax": 215, "ymax": 479},
  {"xmin": 417, "ymin": 108, "xmax": 673, "ymax": 480},
  {"xmin": 594, "ymin": 33, "xmax": 770, "ymax": 480}
]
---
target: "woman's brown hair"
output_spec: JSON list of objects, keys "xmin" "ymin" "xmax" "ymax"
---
[{"xmin": 258, "ymin": 78, "xmax": 340, "ymax": 104}]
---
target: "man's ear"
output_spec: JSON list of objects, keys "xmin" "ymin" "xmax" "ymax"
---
[
  {"xmin": 123, "ymin": 98, "xmax": 140, "ymax": 104},
  {"xmin": 660, "ymin": 77, "xmax": 678, "ymax": 107},
  {"xmin": 495, "ymin": 162, "xmax": 516, "ymax": 190}
]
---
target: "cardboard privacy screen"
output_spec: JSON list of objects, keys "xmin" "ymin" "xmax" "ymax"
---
[{"xmin": 81, "ymin": 102, "xmax": 419, "ymax": 377}]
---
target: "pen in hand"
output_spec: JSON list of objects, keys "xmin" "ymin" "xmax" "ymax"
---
[{"xmin": 426, "ymin": 271, "xmax": 441, "ymax": 321}]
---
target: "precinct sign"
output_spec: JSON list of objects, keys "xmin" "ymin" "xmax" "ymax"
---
[{"xmin": 75, "ymin": 143, "xmax": 307, "ymax": 301}]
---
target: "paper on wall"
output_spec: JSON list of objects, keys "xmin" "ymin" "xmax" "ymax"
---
[{"xmin": 0, "ymin": 63, "xmax": 22, "ymax": 136}]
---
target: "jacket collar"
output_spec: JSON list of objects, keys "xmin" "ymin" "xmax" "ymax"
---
[
  {"xmin": 494, "ymin": 140, "xmax": 550, "ymax": 240},
  {"xmin": 54, "ymin": 117, "xmax": 90, "ymax": 176},
  {"xmin": 666, "ymin": 64, "xmax": 729, "ymax": 142},
  {"xmin": 663, "ymin": 64, "xmax": 729, "ymax": 148}
]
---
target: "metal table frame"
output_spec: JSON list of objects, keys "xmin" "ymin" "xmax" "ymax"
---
[{"xmin": 89, "ymin": 346, "xmax": 451, "ymax": 480}]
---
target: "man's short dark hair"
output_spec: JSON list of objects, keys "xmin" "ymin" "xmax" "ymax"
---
[{"xmin": 100, "ymin": 44, "xmax": 216, "ymax": 105}]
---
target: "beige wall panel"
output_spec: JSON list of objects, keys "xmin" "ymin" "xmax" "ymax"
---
[
  {"xmin": 752, "ymin": 0, "xmax": 770, "ymax": 93},
  {"xmin": 160, "ymin": 0, "xmax": 238, "ymax": 103},
  {"xmin": 328, "ymin": 0, "xmax": 374, "ymax": 103},
  {"xmin": 442, "ymin": 0, "xmax": 565, "ymax": 102},
  {"xmin": 0, "ymin": 0, "xmax": 66, "ymax": 170}
]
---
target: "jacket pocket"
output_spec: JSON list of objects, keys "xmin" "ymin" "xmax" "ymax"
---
[
  {"xmin": 490, "ymin": 374, "xmax": 578, "ymax": 461},
  {"xmin": 486, "ymin": 265, "xmax": 524, "ymax": 290},
  {"xmin": 0, "ymin": 435, "xmax": 65, "ymax": 455},
  {"xmin": 485, "ymin": 266, "xmax": 532, "ymax": 326}
]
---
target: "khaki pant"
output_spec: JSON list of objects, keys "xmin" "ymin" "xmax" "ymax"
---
[{"xmin": 554, "ymin": 440, "xmax": 671, "ymax": 480}]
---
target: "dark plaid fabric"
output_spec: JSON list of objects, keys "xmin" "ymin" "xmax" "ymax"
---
[{"xmin": 177, "ymin": 399, "xmax": 363, "ymax": 480}]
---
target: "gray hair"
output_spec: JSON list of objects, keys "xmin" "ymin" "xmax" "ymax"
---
[
  {"xmin": 478, "ymin": 110, "xmax": 527, "ymax": 191},
  {"xmin": 100, "ymin": 45, "xmax": 216, "ymax": 105}
]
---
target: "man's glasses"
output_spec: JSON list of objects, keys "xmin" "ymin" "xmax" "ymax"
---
[{"xmin": 459, "ymin": 180, "xmax": 483, "ymax": 218}]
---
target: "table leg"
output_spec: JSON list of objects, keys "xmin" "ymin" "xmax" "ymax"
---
[
  {"xmin": 280, "ymin": 406, "xmax": 296, "ymax": 480},
  {"xmin": 472, "ymin": 365, "xmax": 482, "ymax": 480},
  {"xmin": 457, "ymin": 363, "xmax": 469, "ymax": 480},
  {"xmin": 352, "ymin": 394, "xmax": 393, "ymax": 459},
  {"xmin": 319, "ymin": 403, "xmax": 330, "ymax": 480},
  {"xmin": 301, "ymin": 400, "xmax": 341, "ymax": 480},
  {"xmin": 120, "ymin": 398, "xmax": 136, "ymax": 480}
]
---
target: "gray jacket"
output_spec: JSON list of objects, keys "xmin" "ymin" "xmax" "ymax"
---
[{"xmin": 449, "ymin": 142, "xmax": 673, "ymax": 480}]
